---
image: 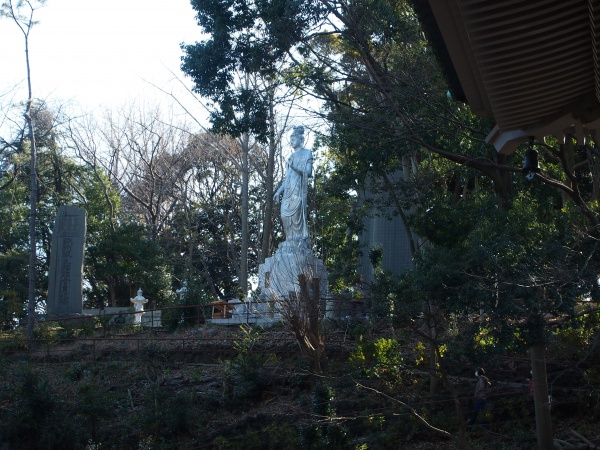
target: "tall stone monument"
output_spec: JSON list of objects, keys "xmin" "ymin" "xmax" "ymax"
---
[
  {"xmin": 258, "ymin": 126, "xmax": 327, "ymax": 300},
  {"xmin": 47, "ymin": 205, "xmax": 87, "ymax": 317}
]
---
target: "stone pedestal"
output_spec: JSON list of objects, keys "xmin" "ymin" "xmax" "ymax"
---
[{"xmin": 258, "ymin": 239, "xmax": 327, "ymax": 301}]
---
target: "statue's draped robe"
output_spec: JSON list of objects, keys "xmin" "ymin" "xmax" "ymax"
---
[
  {"xmin": 257, "ymin": 140, "xmax": 326, "ymax": 303},
  {"xmin": 280, "ymin": 148, "xmax": 312, "ymax": 242}
]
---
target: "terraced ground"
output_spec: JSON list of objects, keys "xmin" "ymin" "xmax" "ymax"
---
[{"xmin": 0, "ymin": 323, "xmax": 598, "ymax": 449}]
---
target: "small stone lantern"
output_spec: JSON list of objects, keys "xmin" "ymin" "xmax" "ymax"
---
[
  {"xmin": 176, "ymin": 281, "xmax": 188, "ymax": 303},
  {"xmin": 130, "ymin": 288, "xmax": 148, "ymax": 324}
]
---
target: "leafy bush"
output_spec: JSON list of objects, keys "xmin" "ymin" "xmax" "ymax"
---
[
  {"xmin": 349, "ymin": 337, "xmax": 404, "ymax": 381},
  {"xmin": 298, "ymin": 381, "xmax": 350, "ymax": 450},
  {"xmin": 222, "ymin": 325, "xmax": 277, "ymax": 404},
  {"xmin": 0, "ymin": 290, "xmax": 25, "ymax": 331},
  {"xmin": 0, "ymin": 363, "xmax": 82, "ymax": 448},
  {"xmin": 74, "ymin": 382, "xmax": 120, "ymax": 442},
  {"xmin": 162, "ymin": 280, "xmax": 213, "ymax": 331}
]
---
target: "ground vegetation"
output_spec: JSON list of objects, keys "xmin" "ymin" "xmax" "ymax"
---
[{"xmin": 0, "ymin": 318, "xmax": 598, "ymax": 449}]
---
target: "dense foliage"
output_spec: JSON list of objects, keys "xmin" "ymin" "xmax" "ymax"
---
[
  {"xmin": 0, "ymin": 102, "xmax": 273, "ymax": 322},
  {"xmin": 2, "ymin": 1, "xmax": 600, "ymax": 448}
]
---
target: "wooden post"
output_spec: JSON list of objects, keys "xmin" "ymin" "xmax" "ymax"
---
[
  {"xmin": 530, "ymin": 344, "xmax": 553, "ymax": 449},
  {"xmin": 311, "ymin": 277, "xmax": 328, "ymax": 372}
]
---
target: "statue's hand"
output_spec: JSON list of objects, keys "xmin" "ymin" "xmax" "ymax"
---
[{"xmin": 273, "ymin": 192, "xmax": 281, "ymax": 203}]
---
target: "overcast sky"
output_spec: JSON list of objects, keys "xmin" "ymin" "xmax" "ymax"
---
[{"xmin": 0, "ymin": 0, "xmax": 203, "ymax": 113}]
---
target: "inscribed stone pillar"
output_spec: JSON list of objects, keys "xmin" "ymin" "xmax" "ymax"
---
[{"xmin": 47, "ymin": 206, "xmax": 87, "ymax": 317}]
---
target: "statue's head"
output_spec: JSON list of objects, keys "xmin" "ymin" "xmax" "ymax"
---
[{"xmin": 291, "ymin": 126, "xmax": 305, "ymax": 148}]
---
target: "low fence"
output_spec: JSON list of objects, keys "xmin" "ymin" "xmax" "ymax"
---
[
  {"xmin": 36, "ymin": 296, "xmax": 374, "ymax": 333},
  {"xmin": 0, "ymin": 297, "xmax": 380, "ymax": 357}
]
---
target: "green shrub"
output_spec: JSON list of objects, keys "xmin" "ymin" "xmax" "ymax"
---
[
  {"xmin": 162, "ymin": 281, "xmax": 212, "ymax": 331},
  {"xmin": 297, "ymin": 381, "xmax": 350, "ymax": 450},
  {"xmin": 161, "ymin": 305, "xmax": 185, "ymax": 332},
  {"xmin": 0, "ymin": 363, "xmax": 83, "ymax": 449},
  {"xmin": 349, "ymin": 338, "xmax": 404, "ymax": 381},
  {"xmin": 221, "ymin": 325, "xmax": 277, "ymax": 404},
  {"xmin": 74, "ymin": 382, "xmax": 119, "ymax": 442},
  {"xmin": 138, "ymin": 383, "xmax": 193, "ymax": 436},
  {"xmin": 299, "ymin": 421, "xmax": 349, "ymax": 450}
]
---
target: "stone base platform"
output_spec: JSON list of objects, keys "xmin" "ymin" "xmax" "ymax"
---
[{"xmin": 258, "ymin": 239, "xmax": 327, "ymax": 300}]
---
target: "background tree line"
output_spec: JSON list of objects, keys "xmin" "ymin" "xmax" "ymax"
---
[
  {"xmin": 2, "ymin": 0, "xmax": 600, "ymax": 446},
  {"xmin": 0, "ymin": 98, "xmax": 294, "ymax": 327}
]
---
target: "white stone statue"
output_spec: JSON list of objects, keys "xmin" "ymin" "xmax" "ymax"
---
[
  {"xmin": 258, "ymin": 125, "xmax": 326, "ymax": 302},
  {"xmin": 274, "ymin": 126, "xmax": 313, "ymax": 245}
]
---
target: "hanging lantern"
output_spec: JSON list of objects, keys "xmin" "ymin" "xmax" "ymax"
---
[{"xmin": 522, "ymin": 147, "xmax": 540, "ymax": 181}]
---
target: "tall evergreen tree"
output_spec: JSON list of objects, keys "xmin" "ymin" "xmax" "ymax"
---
[{"xmin": 1, "ymin": 0, "xmax": 46, "ymax": 343}]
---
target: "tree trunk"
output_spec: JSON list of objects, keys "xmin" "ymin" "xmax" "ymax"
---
[
  {"xmin": 23, "ymin": 25, "xmax": 38, "ymax": 345},
  {"xmin": 428, "ymin": 339, "xmax": 438, "ymax": 397},
  {"xmin": 530, "ymin": 344, "xmax": 553, "ymax": 449},
  {"xmin": 260, "ymin": 95, "xmax": 276, "ymax": 263},
  {"xmin": 26, "ymin": 100, "xmax": 37, "ymax": 344},
  {"xmin": 109, "ymin": 278, "xmax": 117, "ymax": 307},
  {"xmin": 295, "ymin": 274, "xmax": 327, "ymax": 373},
  {"xmin": 420, "ymin": 301, "xmax": 439, "ymax": 396},
  {"xmin": 240, "ymin": 133, "xmax": 249, "ymax": 295},
  {"xmin": 561, "ymin": 139, "xmax": 576, "ymax": 207},
  {"xmin": 311, "ymin": 276, "xmax": 328, "ymax": 372},
  {"xmin": 587, "ymin": 146, "xmax": 600, "ymax": 203}
]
